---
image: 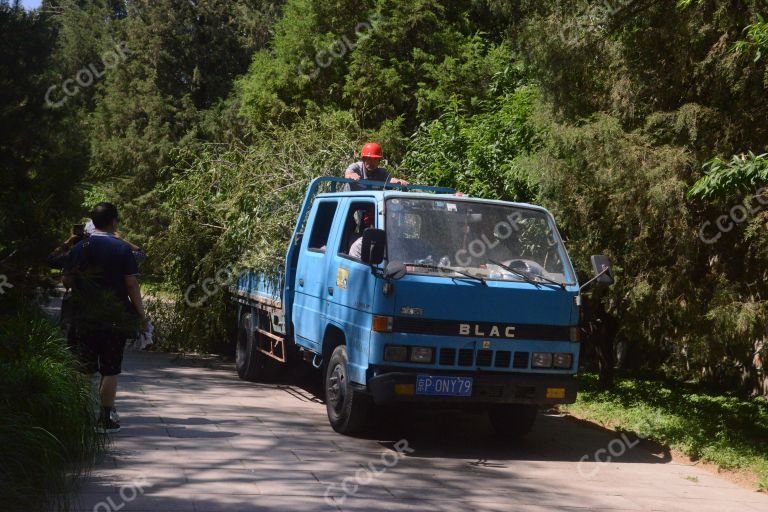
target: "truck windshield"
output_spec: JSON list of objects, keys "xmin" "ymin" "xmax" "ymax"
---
[{"xmin": 385, "ymin": 198, "xmax": 574, "ymax": 285}]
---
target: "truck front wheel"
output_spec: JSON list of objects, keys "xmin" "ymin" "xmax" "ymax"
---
[
  {"xmin": 487, "ymin": 404, "xmax": 538, "ymax": 438},
  {"xmin": 325, "ymin": 345, "xmax": 371, "ymax": 435}
]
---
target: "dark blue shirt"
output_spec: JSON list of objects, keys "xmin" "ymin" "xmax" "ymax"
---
[{"xmin": 66, "ymin": 233, "xmax": 138, "ymax": 312}]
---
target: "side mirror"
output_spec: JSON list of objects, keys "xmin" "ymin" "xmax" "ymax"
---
[
  {"xmin": 580, "ymin": 255, "xmax": 614, "ymax": 292},
  {"xmin": 590, "ymin": 255, "xmax": 614, "ymax": 285},
  {"xmin": 384, "ymin": 260, "xmax": 407, "ymax": 280},
  {"xmin": 360, "ymin": 228, "xmax": 386, "ymax": 265}
]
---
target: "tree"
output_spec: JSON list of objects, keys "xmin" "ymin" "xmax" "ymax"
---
[
  {"xmin": 236, "ymin": 0, "xmax": 509, "ymax": 135},
  {"xmin": 86, "ymin": 0, "xmax": 280, "ymax": 253},
  {"xmin": 0, "ymin": 1, "xmax": 86, "ymax": 310}
]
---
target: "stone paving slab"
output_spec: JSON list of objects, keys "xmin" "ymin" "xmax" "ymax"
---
[{"xmin": 75, "ymin": 351, "xmax": 768, "ymax": 512}]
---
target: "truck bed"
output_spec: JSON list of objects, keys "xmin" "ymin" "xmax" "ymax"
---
[{"xmin": 232, "ymin": 270, "xmax": 284, "ymax": 310}]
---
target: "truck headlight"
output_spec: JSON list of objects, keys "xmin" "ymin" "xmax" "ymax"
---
[
  {"xmin": 409, "ymin": 347, "xmax": 433, "ymax": 363},
  {"xmin": 384, "ymin": 345, "xmax": 407, "ymax": 362},
  {"xmin": 532, "ymin": 352, "xmax": 553, "ymax": 368},
  {"xmin": 553, "ymin": 353, "xmax": 573, "ymax": 369}
]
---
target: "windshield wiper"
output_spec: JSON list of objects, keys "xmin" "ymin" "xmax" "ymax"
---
[
  {"xmin": 405, "ymin": 263, "xmax": 486, "ymax": 285},
  {"xmin": 489, "ymin": 259, "xmax": 564, "ymax": 289}
]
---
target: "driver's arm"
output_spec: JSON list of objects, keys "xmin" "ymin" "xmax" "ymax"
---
[{"xmin": 344, "ymin": 163, "xmax": 361, "ymax": 181}]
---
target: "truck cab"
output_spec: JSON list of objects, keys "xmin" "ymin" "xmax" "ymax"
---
[{"xmin": 232, "ymin": 177, "xmax": 613, "ymax": 436}]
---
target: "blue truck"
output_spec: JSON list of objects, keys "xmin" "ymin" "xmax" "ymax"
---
[{"xmin": 230, "ymin": 177, "xmax": 613, "ymax": 435}]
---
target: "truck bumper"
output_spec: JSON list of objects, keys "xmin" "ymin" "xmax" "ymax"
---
[{"xmin": 367, "ymin": 370, "xmax": 577, "ymax": 406}]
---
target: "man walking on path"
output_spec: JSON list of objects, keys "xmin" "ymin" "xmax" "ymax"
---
[
  {"xmin": 344, "ymin": 142, "xmax": 409, "ymax": 191},
  {"xmin": 64, "ymin": 202, "xmax": 145, "ymax": 433}
]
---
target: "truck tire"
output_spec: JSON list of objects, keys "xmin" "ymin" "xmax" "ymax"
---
[
  {"xmin": 236, "ymin": 312, "xmax": 277, "ymax": 382},
  {"xmin": 325, "ymin": 344, "xmax": 371, "ymax": 435},
  {"xmin": 487, "ymin": 404, "xmax": 538, "ymax": 438}
]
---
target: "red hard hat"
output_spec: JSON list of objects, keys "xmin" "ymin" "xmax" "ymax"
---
[{"xmin": 361, "ymin": 142, "xmax": 383, "ymax": 159}]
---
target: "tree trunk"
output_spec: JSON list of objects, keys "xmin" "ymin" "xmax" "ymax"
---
[{"xmin": 594, "ymin": 312, "xmax": 618, "ymax": 390}]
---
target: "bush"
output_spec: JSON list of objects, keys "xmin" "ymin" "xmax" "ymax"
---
[
  {"xmin": 402, "ymin": 84, "xmax": 539, "ymax": 202},
  {"xmin": 0, "ymin": 307, "xmax": 102, "ymax": 512}
]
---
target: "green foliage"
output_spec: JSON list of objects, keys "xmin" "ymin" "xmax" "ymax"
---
[
  {"xmin": 236, "ymin": 0, "xmax": 509, "ymax": 133},
  {"xmin": 402, "ymin": 85, "xmax": 539, "ymax": 201},
  {"xmin": 688, "ymin": 152, "xmax": 768, "ymax": 199},
  {"xmin": 46, "ymin": 0, "xmax": 125, "ymax": 111},
  {"xmin": 0, "ymin": 307, "xmax": 102, "ymax": 511},
  {"xmin": 733, "ymin": 14, "xmax": 768, "ymax": 62},
  {"xmin": 564, "ymin": 373, "xmax": 768, "ymax": 488},
  {"xmin": 342, "ymin": 1, "xmax": 510, "ymax": 129},
  {"xmin": 154, "ymin": 111, "xmax": 363, "ymax": 350},
  {"xmin": 521, "ymin": 0, "xmax": 768, "ymax": 148}
]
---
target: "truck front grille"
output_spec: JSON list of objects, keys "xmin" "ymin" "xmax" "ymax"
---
[
  {"xmin": 513, "ymin": 351, "xmax": 530, "ymax": 369},
  {"xmin": 433, "ymin": 348, "xmax": 530, "ymax": 370},
  {"xmin": 439, "ymin": 348, "xmax": 456, "ymax": 365},
  {"xmin": 494, "ymin": 350, "xmax": 512, "ymax": 368},
  {"xmin": 476, "ymin": 349, "xmax": 493, "ymax": 366},
  {"xmin": 428, "ymin": 347, "xmax": 531, "ymax": 369},
  {"xmin": 457, "ymin": 349, "xmax": 474, "ymax": 366}
]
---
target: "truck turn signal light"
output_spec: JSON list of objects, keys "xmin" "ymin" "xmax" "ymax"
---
[{"xmin": 372, "ymin": 315, "xmax": 393, "ymax": 332}]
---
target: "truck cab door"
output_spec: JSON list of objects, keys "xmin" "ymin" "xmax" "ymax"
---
[
  {"xmin": 293, "ymin": 199, "xmax": 339, "ymax": 352},
  {"xmin": 324, "ymin": 198, "xmax": 379, "ymax": 384}
]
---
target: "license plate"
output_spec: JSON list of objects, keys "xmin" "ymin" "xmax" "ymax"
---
[{"xmin": 415, "ymin": 375, "xmax": 473, "ymax": 396}]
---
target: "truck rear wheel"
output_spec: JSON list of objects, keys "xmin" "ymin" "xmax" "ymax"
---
[
  {"xmin": 236, "ymin": 312, "xmax": 277, "ymax": 382},
  {"xmin": 325, "ymin": 345, "xmax": 371, "ymax": 435},
  {"xmin": 487, "ymin": 404, "xmax": 538, "ymax": 438}
]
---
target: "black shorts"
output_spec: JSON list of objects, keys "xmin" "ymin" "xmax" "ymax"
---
[{"xmin": 69, "ymin": 326, "xmax": 127, "ymax": 376}]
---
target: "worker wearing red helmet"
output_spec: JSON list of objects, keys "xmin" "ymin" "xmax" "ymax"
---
[{"xmin": 344, "ymin": 142, "xmax": 409, "ymax": 191}]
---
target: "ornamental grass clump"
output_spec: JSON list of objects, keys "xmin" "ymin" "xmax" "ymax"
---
[{"xmin": 0, "ymin": 307, "xmax": 102, "ymax": 512}]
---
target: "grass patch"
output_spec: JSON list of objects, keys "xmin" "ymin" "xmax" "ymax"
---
[
  {"xmin": 562, "ymin": 373, "xmax": 768, "ymax": 491},
  {"xmin": 0, "ymin": 307, "xmax": 103, "ymax": 511}
]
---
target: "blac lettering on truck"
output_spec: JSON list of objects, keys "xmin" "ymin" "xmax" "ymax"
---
[{"xmin": 459, "ymin": 323, "xmax": 516, "ymax": 338}]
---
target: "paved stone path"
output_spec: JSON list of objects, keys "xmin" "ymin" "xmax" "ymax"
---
[{"xmin": 75, "ymin": 351, "xmax": 768, "ymax": 512}]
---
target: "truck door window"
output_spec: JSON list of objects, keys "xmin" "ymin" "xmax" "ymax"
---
[
  {"xmin": 339, "ymin": 201, "xmax": 375, "ymax": 260},
  {"xmin": 308, "ymin": 201, "xmax": 338, "ymax": 252}
]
